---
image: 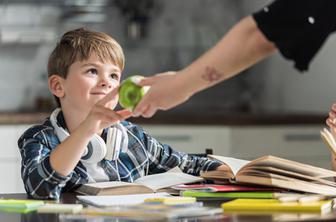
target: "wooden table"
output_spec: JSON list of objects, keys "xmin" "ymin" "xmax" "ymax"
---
[{"xmin": 1, "ymin": 193, "xmax": 336, "ymax": 222}]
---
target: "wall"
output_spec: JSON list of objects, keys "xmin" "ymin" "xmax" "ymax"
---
[{"xmin": 0, "ymin": 0, "xmax": 335, "ymax": 114}]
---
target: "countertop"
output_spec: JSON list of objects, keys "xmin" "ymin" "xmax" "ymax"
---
[{"xmin": 0, "ymin": 111, "xmax": 327, "ymax": 126}]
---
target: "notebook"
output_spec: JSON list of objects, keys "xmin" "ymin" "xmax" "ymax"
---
[
  {"xmin": 221, "ymin": 199, "xmax": 333, "ymax": 214},
  {"xmin": 172, "ymin": 184, "xmax": 282, "ymax": 192},
  {"xmin": 0, "ymin": 199, "xmax": 44, "ymax": 213},
  {"xmin": 181, "ymin": 190, "xmax": 277, "ymax": 199}
]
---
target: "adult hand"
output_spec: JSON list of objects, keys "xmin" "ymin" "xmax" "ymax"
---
[{"xmin": 133, "ymin": 71, "xmax": 193, "ymax": 118}]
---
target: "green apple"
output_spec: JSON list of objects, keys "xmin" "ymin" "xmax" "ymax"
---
[{"xmin": 119, "ymin": 75, "xmax": 149, "ymax": 110}]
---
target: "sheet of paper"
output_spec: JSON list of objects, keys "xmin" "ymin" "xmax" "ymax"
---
[
  {"xmin": 77, "ymin": 192, "xmax": 171, "ymax": 207},
  {"xmin": 134, "ymin": 172, "xmax": 202, "ymax": 191}
]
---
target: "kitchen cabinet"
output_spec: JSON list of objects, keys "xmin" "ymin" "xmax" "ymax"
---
[
  {"xmin": 0, "ymin": 123, "xmax": 331, "ymax": 193},
  {"xmin": 143, "ymin": 124, "xmax": 331, "ymax": 169},
  {"xmin": 229, "ymin": 125, "xmax": 330, "ymax": 169},
  {"xmin": 142, "ymin": 125, "xmax": 232, "ymax": 156},
  {"xmin": 0, "ymin": 125, "xmax": 30, "ymax": 193}
]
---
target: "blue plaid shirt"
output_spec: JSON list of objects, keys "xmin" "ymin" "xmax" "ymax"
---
[{"xmin": 18, "ymin": 112, "xmax": 222, "ymax": 200}]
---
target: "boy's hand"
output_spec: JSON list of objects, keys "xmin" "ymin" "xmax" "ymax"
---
[
  {"xmin": 81, "ymin": 87, "xmax": 132, "ymax": 136},
  {"xmin": 327, "ymin": 104, "xmax": 336, "ymax": 135},
  {"xmin": 215, "ymin": 164, "xmax": 231, "ymax": 172}
]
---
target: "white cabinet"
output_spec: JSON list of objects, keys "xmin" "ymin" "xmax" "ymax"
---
[
  {"xmin": 143, "ymin": 124, "xmax": 331, "ymax": 169},
  {"xmin": 142, "ymin": 125, "xmax": 231, "ymax": 156},
  {"xmin": 0, "ymin": 125, "xmax": 31, "ymax": 193},
  {"xmin": 229, "ymin": 125, "xmax": 331, "ymax": 169},
  {"xmin": 0, "ymin": 123, "xmax": 332, "ymax": 193}
]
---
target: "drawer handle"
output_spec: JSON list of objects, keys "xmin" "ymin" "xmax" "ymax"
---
[
  {"xmin": 153, "ymin": 135, "xmax": 191, "ymax": 142},
  {"xmin": 284, "ymin": 134, "xmax": 320, "ymax": 141}
]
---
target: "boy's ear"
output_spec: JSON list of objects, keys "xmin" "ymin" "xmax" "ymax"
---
[{"xmin": 48, "ymin": 75, "xmax": 65, "ymax": 98}]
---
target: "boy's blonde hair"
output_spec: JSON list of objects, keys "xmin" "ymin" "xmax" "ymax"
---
[{"xmin": 48, "ymin": 28, "xmax": 125, "ymax": 107}]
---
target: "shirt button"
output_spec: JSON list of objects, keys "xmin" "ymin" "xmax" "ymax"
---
[
  {"xmin": 263, "ymin": 7, "xmax": 269, "ymax": 13},
  {"xmin": 308, "ymin": 16, "xmax": 315, "ymax": 24}
]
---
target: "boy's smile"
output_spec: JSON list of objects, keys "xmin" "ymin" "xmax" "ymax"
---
[{"xmin": 59, "ymin": 53, "xmax": 122, "ymax": 115}]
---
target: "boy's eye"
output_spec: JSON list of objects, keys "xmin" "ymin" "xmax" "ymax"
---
[
  {"xmin": 110, "ymin": 73, "xmax": 119, "ymax": 80},
  {"xmin": 87, "ymin": 68, "xmax": 98, "ymax": 75}
]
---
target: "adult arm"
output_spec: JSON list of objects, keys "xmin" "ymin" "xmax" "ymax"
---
[{"xmin": 134, "ymin": 16, "xmax": 276, "ymax": 117}]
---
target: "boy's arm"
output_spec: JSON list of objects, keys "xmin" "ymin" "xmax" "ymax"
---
[
  {"xmin": 18, "ymin": 125, "xmax": 73, "ymax": 199},
  {"xmin": 49, "ymin": 89, "xmax": 132, "ymax": 176}
]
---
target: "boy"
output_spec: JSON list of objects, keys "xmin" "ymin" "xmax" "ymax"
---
[{"xmin": 18, "ymin": 28, "xmax": 227, "ymax": 199}]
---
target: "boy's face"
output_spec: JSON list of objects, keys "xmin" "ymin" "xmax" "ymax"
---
[{"xmin": 58, "ymin": 53, "xmax": 121, "ymax": 114}]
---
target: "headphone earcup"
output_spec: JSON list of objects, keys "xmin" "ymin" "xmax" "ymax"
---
[
  {"xmin": 50, "ymin": 108, "xmax": 107, "ymax": 164},
  {"xmin": 81, "ymin": 135, "xmax": 107, "ymax": 164}
]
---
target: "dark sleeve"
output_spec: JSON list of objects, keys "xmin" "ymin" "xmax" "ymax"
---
[
  {"xmin": 18, "ymin": 125, "xmax": 71, "ymax": 199},
  {"xmin": 252, "ymin": 0, "xmax": 336, "ymax": 72}
]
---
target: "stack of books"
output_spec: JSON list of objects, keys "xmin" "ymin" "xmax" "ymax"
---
[{"xmin": 201, "ymin": 155, "xmax": 336, "ymax": 195}]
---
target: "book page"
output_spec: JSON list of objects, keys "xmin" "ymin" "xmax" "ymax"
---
[
  {"xmin": 134, "ymin": 172, "xmax": 203, "ymax": 191},
  {"xmin": 208, "ymin": 155, "xmax": 250, "ymax": 176},
  {"xmin": 236, "ymin": 173, "xmax": 336, "ymax": 195},
  {"xmin": 241, "ymin": 156, "xmax": 336, "ymax": 178}
]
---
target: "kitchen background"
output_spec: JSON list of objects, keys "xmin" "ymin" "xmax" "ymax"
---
[
  {"xmin": 0, "ymin": 0, "xmax": 335, "ymax": 192},
  {"xmin": 1, "ymin": 0, "xmax": 335, "ymax": 114}
]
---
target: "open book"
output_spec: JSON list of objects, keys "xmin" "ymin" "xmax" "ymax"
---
[
  {"xmin": 201, "ymin": 155, "xmax": 336, "ymax": 195},
  {"xmin": 320, "ymin": 128, "xmax": 336, "ymax": 156},
  {"xmin": 76, "ymin": 168, "xmax": 203, "ymax": 196}
]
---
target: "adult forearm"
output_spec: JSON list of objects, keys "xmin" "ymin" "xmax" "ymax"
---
[{"xmin": 179, "ymin": 16, "xmax": 277, "ymax": 95}]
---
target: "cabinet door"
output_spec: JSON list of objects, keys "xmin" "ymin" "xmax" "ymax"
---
[
  {"xmin": 0, "ymin": 125, "xmax": 21, "ymax": 159},
  {"xmin": 142, "ymin": 125, "xmax": 231, "ymax": 156},
  {"xmin": 0, "ymin": 162, "xmax": 23, "ymax": 193},
  {"xmin": 0, "ymin": 125, "xmax": 31, "ymax": 193},
  {"xmin": 230, "ymin": 125, "xmax": 331, "ymax": 169}
]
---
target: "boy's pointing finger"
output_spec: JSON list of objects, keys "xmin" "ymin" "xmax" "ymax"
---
[{"xmin": 97, "ymin": 86, "xmax": 120, "ymax": 106}]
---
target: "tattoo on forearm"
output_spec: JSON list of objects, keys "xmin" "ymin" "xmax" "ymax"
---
[{"xmin": 201, "ymin": 66, "xmax": 223, "ymax": 83}]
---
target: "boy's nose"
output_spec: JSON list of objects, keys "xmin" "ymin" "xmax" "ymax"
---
[
  {"xmin": 100, "ymin": 79, "xmax": 113, "ymax": 88},
  {"xmin": 101, "ymin": 82, "xmax": 112, "ymax": 88}
]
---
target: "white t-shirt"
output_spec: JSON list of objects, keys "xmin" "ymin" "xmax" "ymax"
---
[{"xmin": 82, "ymin": 162, "xmax": 110, "ymax": 183}]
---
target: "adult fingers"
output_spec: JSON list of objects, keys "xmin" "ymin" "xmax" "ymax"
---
[
  {"xmin": 141, "ymin": 105, "xmax": 157, "ymax": 118},
  {"xmin": 133, "ymin": 95, "xmax": 151, "ymax": 117},
  {"xmin": 138, "ymin": 76, "xmax": 157, "ymax": 87}
]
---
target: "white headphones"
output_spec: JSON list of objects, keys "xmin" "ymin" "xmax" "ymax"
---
[{"xmin": 49, "ymin": 108, "xmax": 128, "ymax": 164}]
